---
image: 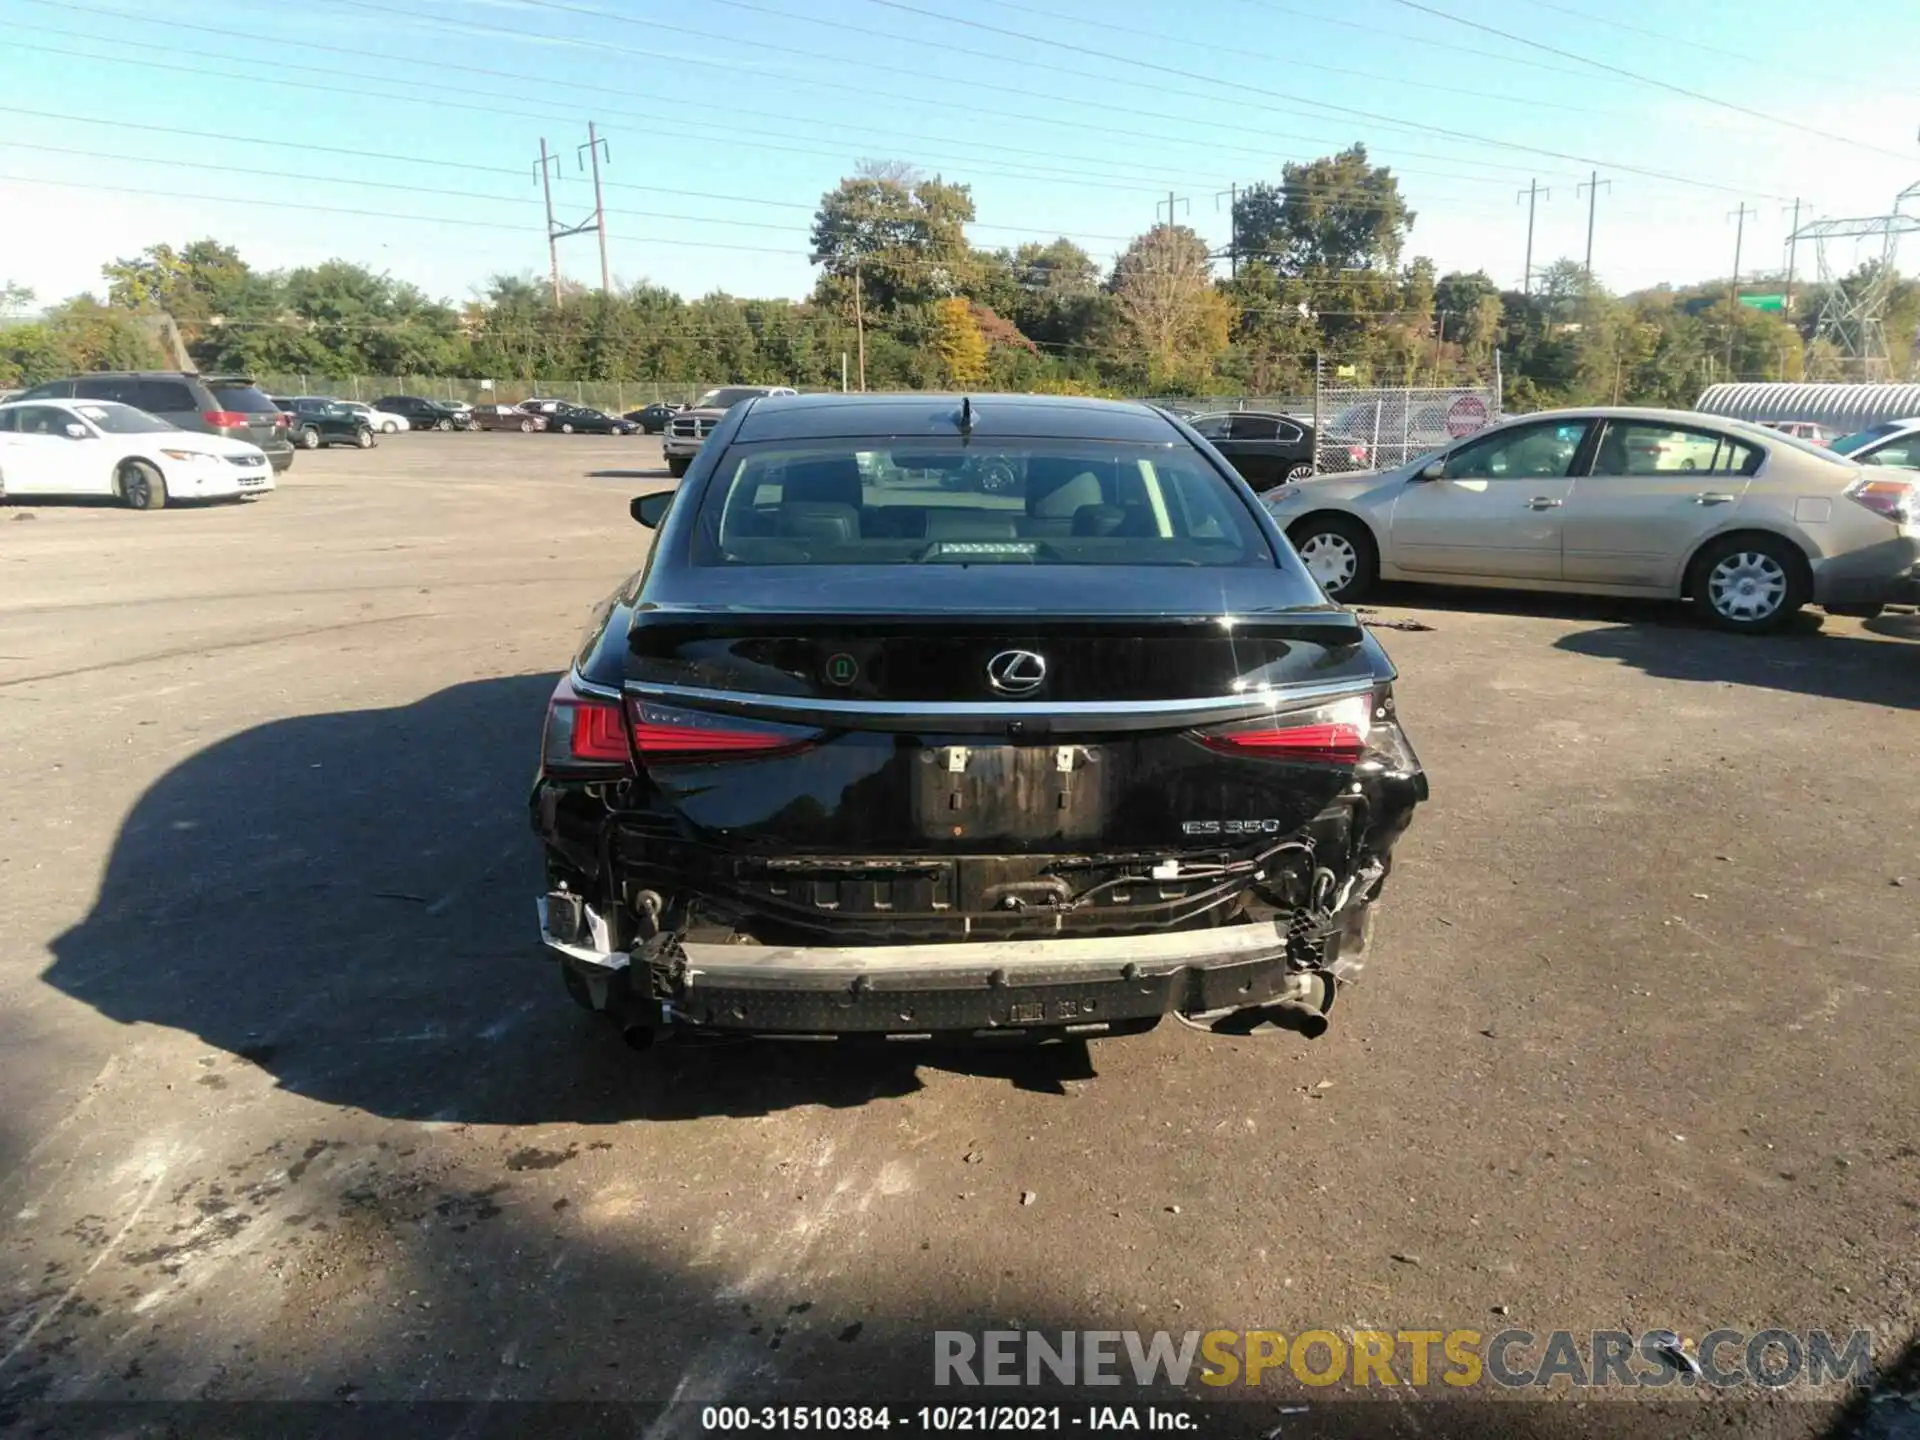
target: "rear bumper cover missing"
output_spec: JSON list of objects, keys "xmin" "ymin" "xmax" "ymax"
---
[{"xmin": 537, "ymin": 897, "xmax": 1334, "ymax": 1036}]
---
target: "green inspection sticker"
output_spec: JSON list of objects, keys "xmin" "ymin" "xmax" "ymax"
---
[{"xmin": 825, "ymin": 653, "xmax": 859, "ymax": 686}]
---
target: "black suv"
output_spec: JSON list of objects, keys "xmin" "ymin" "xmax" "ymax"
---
[
  {"xmin": 371, "ymin": 395, "xmax": 470, "ymax": 431},
  {"xmin": 14, "ymin": 372, "xmax": 295, "ymax": 472}
]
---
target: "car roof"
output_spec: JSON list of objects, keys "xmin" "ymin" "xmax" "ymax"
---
[{"xmin": 732, "ymin": 392, "xmax": 1181, "ymax": 443}]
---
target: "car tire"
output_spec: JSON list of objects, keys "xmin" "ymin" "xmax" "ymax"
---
[
  {"xmin": 381, "ymin": 421, "xmax": 398, "ymax": 434},
  {"xmin": 356, "ymin": 428, "xmax": 376, "ymax": 449},
  {"xmin": 1825, "ymin": 602, "xmax": 1885, "ymax": 620},
  {"xmin": 299, "ymin": 426, "xmax": 321, "ymax": 450},
  {"xmin": 666, "ymin": 455, "xmax": 691, "ymax": 478},
  {"xmin": 560, "ymin": 422, "xmax": 575, "ymax": 435},
  {"xmin": 519, "ymin": 418, "xmax": 534, "ymax": 433},
  {"xmin": 1289, "ymin": 514, "xmax": 1377, "ymax": 603},
  {"xmin": 1286, "ymin": 462, "xmax": 1314, "ymax": 482},
  {"xmin": 119, "ymin": 460, "xmax": 167, "ymax": 511},
  {"xmin": 1689, "ymin": 533, "xmax": 1808, "ymax": 633}
]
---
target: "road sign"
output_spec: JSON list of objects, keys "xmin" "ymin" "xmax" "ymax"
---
[
  {"xmin": 1737, "ymin": 294, "xmax": 1786, "ymax": 312},
  {"xmin": 1444, "ymin": 394, "xmax": 1490, "ymax": 437}
]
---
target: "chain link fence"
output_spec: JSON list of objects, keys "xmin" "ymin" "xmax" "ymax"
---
[{"xmin": 1311, "ymin": 382, "xmax": 1503, "ymax": 474}]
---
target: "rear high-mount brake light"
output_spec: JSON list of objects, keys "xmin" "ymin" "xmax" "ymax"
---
[
  {"xmin": 1845, "ymin": 476, "xmax": 1915, "ymax": 524},
  {"xmin": 628, "ymin": 701, "xmax": 818, "ymax": 762},
  {"xmin": 1198, "ymin": 693, "xmax": 1374, "ymax": 762},
  {"xmin": 202, "ymin": 410, "xmax": 250, "ymax": 427}
]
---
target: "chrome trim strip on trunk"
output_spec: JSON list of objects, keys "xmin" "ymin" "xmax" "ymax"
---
[{"xmin": 618, "ymin": 675, "xmax": 1374, "ymax": 732}]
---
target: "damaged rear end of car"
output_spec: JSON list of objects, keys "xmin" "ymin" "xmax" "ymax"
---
[{"xmin": 530, "ymin": 395, "xmax": 1428, "ymax": 1046}]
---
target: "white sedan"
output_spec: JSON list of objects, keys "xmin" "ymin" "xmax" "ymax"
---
[
  {"xmin": 338, "ymin": 401, "xmax": 410, "ymax": 434},
  {"xmin": 0, "ymin": 398, "xmax": 275, "ymax": 508}
]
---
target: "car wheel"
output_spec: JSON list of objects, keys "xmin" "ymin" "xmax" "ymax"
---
[
  {"xmin": 1289, "ymin": 514, "xmax": 1377, "ymax": 602},
  {"xmin": 666, "ymin": 455, "xmax": 691, "ymax": 478},
  {"xmin": 1691, "ymin": 534, "xmax": 1807, "ymax": 633},
  {"xmin": 519, "ymin": 418, "xmax": 534, "ymax": 433},
  {"xmin": 119, "ymin": 459, "xmax": 167, "ymax": 511},
  {"xmin": 299, "ymin": 426, "xmax": 321, "ymax": 450},
  {"xmin": 381, "ymin": 421, "xmax": 397, "ymax": 434},
  {"xmin": 356, "ymin": 428, "xmax": 376, "ymax": 449},
  {"xmin": 1286, "ymin": 462, "xmax": 1314, "ymax": 482},
  {"xmin": 1825, "ymin": 601, "xmax": 1884, "ymax": 620}
]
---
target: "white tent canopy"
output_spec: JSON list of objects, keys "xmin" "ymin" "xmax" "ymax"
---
[{"xmin": 1695, "ymin": 382, "xmax": 1920, "ymax": 431}]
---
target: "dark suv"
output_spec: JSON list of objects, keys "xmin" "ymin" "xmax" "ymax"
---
[{"xmin": 13, "ymin": 372, "xmax": 295, "ymax": 472}]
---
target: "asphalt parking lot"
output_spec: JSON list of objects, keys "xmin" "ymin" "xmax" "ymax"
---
[{"xmin": 2, "ymin": 432, "xmax": 1917, "ymax": 1437}]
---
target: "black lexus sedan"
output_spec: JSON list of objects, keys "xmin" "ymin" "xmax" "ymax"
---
[
  {"xmin": 531, "ymin": 394, "xmax": 1426, "ymax": 1047},
  {"xmin": 548, "ymin": 404, "xmax": 636, "ymax": 436},
  {"xmin": 624, "ymin": 401, "xmax": 683, "ymax": 434}
]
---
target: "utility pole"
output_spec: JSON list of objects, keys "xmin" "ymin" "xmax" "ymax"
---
[
  {"xmin": 1155, "ymin": 192, "xmax": 1190, "ymax": 228},
  {"xmin": 1517, "ymin": 181, "xmax": 1549, "ymax": 295},
  {"xmin": 1782, "ymin": 197, "xmax": 1803, "ymax": 315},
  {"xmin": 853, "ymin": 262, "xmax": 866, "ymax": 392},
  {"xmin": 535, "ymin": 138, "xmax": 562, "ymax": 305},
  {"xmin": 1727, "ymin": 203, "xmax": 1757, "ymax": 372},
  {"xmin": 578, "ymin": 122, "xmax": 612, "ymax": 297},
  {"xmin": 1577, "ymin": 170, "xmax": 1611, "ymax": 277}
]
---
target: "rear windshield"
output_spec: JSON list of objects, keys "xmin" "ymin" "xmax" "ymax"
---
[
  {"xmin": 690, "ymin": 440, "xmax": 1274, "ymax": 568},
  {"xmin": 211, "ymin": 385, "xmax": 281, "ymax": 413}
]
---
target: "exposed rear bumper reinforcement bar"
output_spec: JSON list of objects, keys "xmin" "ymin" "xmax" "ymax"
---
[{"xmin": 538, "ymin": 898, "xmax": 1336, "ymax": 1037}]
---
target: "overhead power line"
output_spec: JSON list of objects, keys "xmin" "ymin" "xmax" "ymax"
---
[
  {"xmin": 1377, "ymin": 0, "xmax": 1915, "ymax": 160},
  {"xmin": 962, "ymin": 0, "xmax": 1626, "ymax": 118},
  {"xmin": 6, "ymin": 107, "xmax": 1525, "ymax": 237},
  {"xmin": 804, "ymin": 0, "xmax": 1807, "ymax": 198},
  {"xmin": 1519, "ymin": 0, "xmax": 1867, "ymax": 88},
  {"xmin": 304, "ymin": 0, "xmax": 1569, "ymax": 188}
]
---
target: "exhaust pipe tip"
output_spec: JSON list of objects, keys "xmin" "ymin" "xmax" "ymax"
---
[
  {"xmin": 620, "ymin": 1023, "xmax": 657, "ymax": 1052},
  {"xmin": 1265, "ymin": 997, "xmax": 1330, "ymax": 1038}
]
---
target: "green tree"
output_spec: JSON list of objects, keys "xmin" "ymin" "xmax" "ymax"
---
[{"xmin": 808, "ymin": 167, "xmax": 977, "ymax": 316}]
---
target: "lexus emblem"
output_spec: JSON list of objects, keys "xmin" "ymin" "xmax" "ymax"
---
[{"xmin": 986, "ymin": 649, "xmax": 1047, "ymax": 695}]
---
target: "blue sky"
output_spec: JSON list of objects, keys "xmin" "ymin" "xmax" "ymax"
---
[{"xmin": 1, "ymin": 0, "xmax": 1916, "ymax": 308}]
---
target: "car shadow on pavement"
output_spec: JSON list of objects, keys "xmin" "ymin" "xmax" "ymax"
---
[
  {"xmin": 40, "ymin": 675, "xmax": 1111, "ymax": 1127},
  {"xmin": 1359, "ymin": 580, "xmax": 1834, "ymax": 634},
  {"xmin": 1555, "ymin": 622, "xmax": 1920, "ymax": 711},
  {"xmin": 587, "ymin": 469, "xmax": 672, "ymax": 480}
]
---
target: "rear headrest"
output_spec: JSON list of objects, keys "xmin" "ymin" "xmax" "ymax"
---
[
  {"xmin": 779, "ymin": 455, "xmax": 863, "ymax": 509},
  {"xmin": 1029, "ymin": 468, "xmax": 1104, "ymax": 518}
]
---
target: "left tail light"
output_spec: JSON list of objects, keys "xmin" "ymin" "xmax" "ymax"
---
[
  {"xmin": 629, "ymin": 701, "xmax": 819, "ymax": 763},
  {"xmin": 1844, "ymin": 475, "xmax": 1915, "ymax": 525}
]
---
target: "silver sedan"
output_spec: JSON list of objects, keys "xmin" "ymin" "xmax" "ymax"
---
[{"xmin": 1266, "ymin": 405, "xmax": 1920, "ymax": 632}]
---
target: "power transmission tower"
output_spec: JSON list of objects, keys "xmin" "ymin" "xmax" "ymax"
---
[
  {"xmin": 1214, "ymin": 185, "xmax": 1238, "ymax": 277},
  {"xmin": 1782, "ymin": 197, "xmax": 1803, "ymax": 315},
  {"xmin": 1726, "ymin": 203, "xmax": 1756, "ymax": 372},
  {"xmin": 1577, "ymin": 171, "xmax": 1611, "ymax": 276},
  {"xmin": 1155, "ymin": 192, "xmax": 1190, "ymax": 227},
  {"xmin": 578, "ymin": 122, "xmax": 612, "ymax": 297},
  {"xmin": 534, "ymin": 124, "xmax": 611, "ymax": 303},
  {"xmin": 535, "ymin": 138, "xmax": 562, "ymax": 305},
  {"xmin": 1791, "ymin": 177, "xmax": 1920, "ymax": 379},
  {"xmin": 1516, "ymin": 180, "xmax": 1549, "ymax": 295}
]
